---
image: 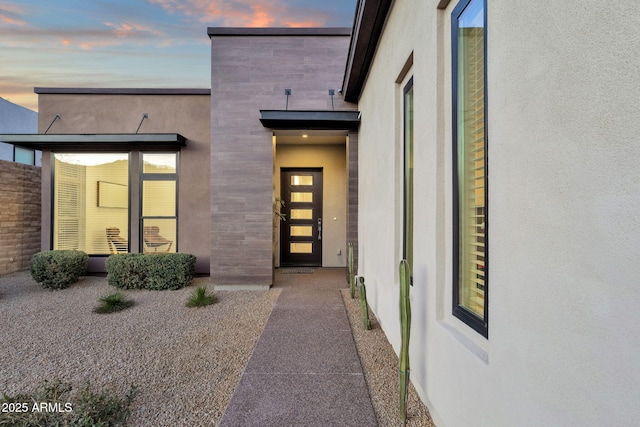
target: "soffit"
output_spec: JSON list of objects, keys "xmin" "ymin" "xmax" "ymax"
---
[
  {"xmin": 342, "ymin": 0, "xmax": 393, "ymax": 103},
  {"xmin": 259, "ymin": 110, "xmax": 360, "ymax": 131}
]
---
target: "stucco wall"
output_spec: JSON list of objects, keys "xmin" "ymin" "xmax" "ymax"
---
[
  {"xmin": 210, "ymin": 29, "xmax": 354, "ymax": 287},
  {"xmin": 0, "ymin": 160, "xmax": 41, "ymax": 275},
  {"xmin": 37, "ymin": 91, "xmax": 211, "ymax": 274},
  {"xmin": 274, "ymin": 144, "xmax": 347, "ymax": 267},
  {"xmin": 357, "ymin": 0, "xmax": 640, "ymax": 426}
]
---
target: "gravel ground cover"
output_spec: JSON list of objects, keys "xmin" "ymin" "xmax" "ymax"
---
[
  {"xmin": 341, "ymin": 289, "xmax": 435, "ymax": 427},
  {"xmin": 0, "ymin": 271, "xmax": 280, "ymax": 426},
  {"xmin": 1, "ymin": 270, "xmax": 435, "ymax": 426}
]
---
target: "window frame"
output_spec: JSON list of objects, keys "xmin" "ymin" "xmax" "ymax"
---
[
  {"xmin": 402, "ymin": 76, "xmax": 414, "ymax": 281},
  {"xmin": 14, "ymin": 145, "xmax": 35, "ymax": 165},
  {"xmin": 50, "ymin": 152, "xmax": 131, "ymax": 255},
  {"xmin": 139, "ymin": 152, "xmax": 179, "ymax": 253},
  {"xmin": 451, "ymin": 0, "xmax": 489, "ymax": 338}
]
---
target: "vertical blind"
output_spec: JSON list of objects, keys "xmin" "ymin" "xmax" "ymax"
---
[{"xmin": 53, "ymin": 153, "xmax": 129, "ymax": 254}]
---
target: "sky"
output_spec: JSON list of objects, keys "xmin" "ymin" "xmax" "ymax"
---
[{"xmin": 0, "ymin": 0, "xmax": 357, "ymax": 112}]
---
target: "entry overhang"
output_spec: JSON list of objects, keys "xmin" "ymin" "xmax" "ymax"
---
[
  {"xmin": 259, "ymin": 110, "xmax": 360, "ymax": 130},
  {"xmin": 0, "ymin": 133, "xmax": 186, "ymax": 151}
]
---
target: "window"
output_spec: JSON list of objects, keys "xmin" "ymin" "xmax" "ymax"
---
[
  {"xmin": 403, "ymin": 77, "xmax": 414, "ymax": 276},
  {"xmin": 452, "ymin": 0, "xmax": 488, "ymax": 337},
  {"xmin": 53, "ymin": 153, "xmax": 129, "ymax": 254},
  {"xmin": 141, "ymin": 153, "xmax": 178, "ymax": 253},
  {"xmin": 14, "ymin": 146, "xmax": 35, "ymax": 165}
]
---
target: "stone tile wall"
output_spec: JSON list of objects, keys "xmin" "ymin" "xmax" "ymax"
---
[
  {"xmin": 210, "ymin": 30, "xmax": 355, "ymax": 286},
  {"xmin": 0, "ymin": 160, "xmax": 41, "ymax": 275}
]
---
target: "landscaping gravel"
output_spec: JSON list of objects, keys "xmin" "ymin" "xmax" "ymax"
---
[
  {"xmin": 341, "ymin": 289, "xmax": 435, "ymax": 427},
  {"xmin": 1, "ymin": 270, "xmax": 434, "ymax": 426},
  {"xmin": 0, "ymin": 271, "xmax": 280, "ymax": 426}
]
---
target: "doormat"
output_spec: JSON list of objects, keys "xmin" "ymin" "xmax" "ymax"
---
[{"xmin": 280, "ymin": 268, "xmax": 316, "ymax": 274}]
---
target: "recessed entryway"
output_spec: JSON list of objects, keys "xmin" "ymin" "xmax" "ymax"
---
[{"xmin": 280, "ymin": 168, "xmax": 323, "ymax": 266}]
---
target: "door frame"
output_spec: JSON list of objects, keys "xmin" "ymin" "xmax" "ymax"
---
[{"xmin": 279, "ymin": 167, "xmax": 323, "ymax": 267}]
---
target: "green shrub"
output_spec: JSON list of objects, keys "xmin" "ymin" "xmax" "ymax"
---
[
  {"xmin": 30, "ymin": 250, "xmax": 88, "ymax": 290},
  {"xmin": 186, "ymin": 286, "xmax": 218, "ymax": 308},
  {"xmin": 106, "ymin": 253, "xmax": 196, "ymax": 290},
  {"xmin": 94, "ymin": 292, "xmax": 135, "ymax": 314},
  {"xmin": 0, "ymin": 379, "xmax": 137, "ymax": 426}
]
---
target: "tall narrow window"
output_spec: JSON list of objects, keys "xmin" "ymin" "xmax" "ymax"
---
[
  {"xmin": 403, "ymin": 77, "xmax": 414, "ymax": 276},
  {"xmin": 141, "ymin": 153, "xmax": 178, "ymax": 253},
  {"xmin": 452, "ymin": 0, "xmax": 488, "ymax": 337},
  {"xmin": 53, "ymin": 153, "xmax": 129, "ymax": 254}
]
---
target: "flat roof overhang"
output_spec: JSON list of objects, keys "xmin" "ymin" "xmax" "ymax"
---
[
  {"xmin": 0, "ymin": 134, "xmax": 186, "ymax": 151},
  {"xmin": 259, "ymin": 110, "xmax": 360, "ymax": 131}
]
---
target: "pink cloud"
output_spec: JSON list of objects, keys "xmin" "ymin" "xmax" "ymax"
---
[
  {"xmin": 104, "ymin": 21, "xmax": 163, "ymax": 38},
  {"xmin": 0, "ymin": 4, "xmax": 27, "ymax": 26},
  {"xmin": 149, "ymin": 0, "xmax": 327, "ymax": 27}
]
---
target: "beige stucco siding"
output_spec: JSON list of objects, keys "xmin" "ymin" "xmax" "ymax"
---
[
  {"xmin": 357, "ymin": 0, "xmax": 640, "ymax": 426},
  {"xmin": 38, "ymin": 93, "xmax": 211, "ymax": 274}
]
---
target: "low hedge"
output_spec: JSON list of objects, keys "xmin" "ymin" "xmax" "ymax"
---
[
  {"xmin": 106, "ymin": 253, "xmax": 196, "ymax": 290},
  {"xmin": 30, "ymin": 250, "xmax": 88, "ymax": 290}
]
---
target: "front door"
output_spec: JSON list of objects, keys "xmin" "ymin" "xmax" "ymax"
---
[{"xmin": 280, "ymin": 168, "xmax": 323, "ymax": 266}]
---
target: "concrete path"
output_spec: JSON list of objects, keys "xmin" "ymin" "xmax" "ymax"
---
[{"xmin": 219, "ymin": 268, "xmax": 378, "ymax": 427}]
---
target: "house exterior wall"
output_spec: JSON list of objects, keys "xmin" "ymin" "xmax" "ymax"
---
[
  {"xmin": 274, "ymin": 144, "xmax": 347, "ymax": 267},
  {"xmin": 0, "ymin": 160, "xmax": 41, "ymax": 275},
  {"xmin": 0, "ymin": 97, "xmax": 39, "ymax": 165},
  {"xmin": 37, "ymin": 91, "xmax": 211, "ymax": 274},
  {"xmin": 209, "ymin": 28, "xmax": 354, "ymax": 287},
  {"xmin": 357, "ymin": 0, "xmax": 640, "ymax": 426}
]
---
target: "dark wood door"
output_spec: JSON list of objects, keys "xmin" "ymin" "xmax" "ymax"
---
[{"xmin": 280, "ymin": 168, "xmax": 323, "ymax": 266}]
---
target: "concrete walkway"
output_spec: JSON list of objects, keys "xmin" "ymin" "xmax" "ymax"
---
[{"xmin": 219, "ymin": 268, "xmax": 378, "ymax": 427}]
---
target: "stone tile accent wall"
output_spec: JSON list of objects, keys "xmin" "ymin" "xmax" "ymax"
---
[
  {"xmin": 347, "ymin": 131, "xmax": 359, "ymax": 272},
  {"xmin": 0, "ymin": 160, "xmax": 41, "ymax": 275},
  {"xmin": 210, "ymin": 30, "xmax": 355, "ymax": 286}
]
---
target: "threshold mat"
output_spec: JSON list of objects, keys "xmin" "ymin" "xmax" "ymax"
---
[{"xmin": 279, "ymin": 268, "xmax": 316, "ymax": 274}]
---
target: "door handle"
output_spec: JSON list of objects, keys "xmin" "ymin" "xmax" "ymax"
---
[{"xmin": 317, "ymin": 218, "xmax": 322, "ymax": 241}]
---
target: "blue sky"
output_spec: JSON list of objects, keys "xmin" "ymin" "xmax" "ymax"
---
[{"xmin": 0, "ymin": 0, "xmax": 357, "ymax": 111}]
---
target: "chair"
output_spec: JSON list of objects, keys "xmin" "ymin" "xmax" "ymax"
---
[
  {"xmin": 143, "ymin": 226, "xmax": 173, "ymax": 253},
  {"xmin": 106, "ymin": 227, "xmax": 128, "ymax": 254}
]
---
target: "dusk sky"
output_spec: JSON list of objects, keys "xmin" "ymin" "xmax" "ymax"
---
[{"xmin": 0, "ymin": 0, "xmax": 357, "ymax": 112}]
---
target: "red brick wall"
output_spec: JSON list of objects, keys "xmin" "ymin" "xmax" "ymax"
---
[{"xmin": 0, "ymin": 160, "xmax": 41, "ymax": 275}]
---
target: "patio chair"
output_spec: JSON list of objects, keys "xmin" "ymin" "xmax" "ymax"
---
[
  {"xmin": 106, "ymin": 227, "xmax": 128, "ymax": 254},
  {"xmin": 143, "ymin": 226, "xmax": 173, "ymax": 253}
]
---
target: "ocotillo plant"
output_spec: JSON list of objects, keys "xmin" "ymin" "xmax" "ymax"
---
[
  {"xmin": 399, "ymin": 259, "xmax": 412, "ymax": 425},
  {"xmin": 348, "ymin": 242, "xmax": 356, "ymax": 298},
  {"xmin": 359, "ymin": 276, "xmax": 371, "ymax": 330}
]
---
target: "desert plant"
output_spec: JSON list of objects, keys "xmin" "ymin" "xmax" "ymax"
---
[
  {"xmin": 30, "ymin": 250, "xmax": 88, "ymax": 290},
  {"xmin": 0, "ymin": 379, "xmax": 137, "ymax": 427},
  {"xmin": 358, "ymin": 276, "xmax": 372, "ymax": 330},
  {"xmin": 348, "ymin": 242, "xmax": 356, "ymax": 298},
  {"xmin": 106, "ymin": 253, "xmax": 196, "ymax": 290},
  {"xmin": 273, "ymin": 196, "xmax": 286, "ymax": 222},
  {"xmin": 94, "ymin": 292, "xmax": 135, "ymax": 314},
  {"xmin": 186, "ymin": 285, "xmax": 218, "ymax": 308},
  {"xmin": 399, "ymin": 259, "xmax": 412, "ymax": 425}
]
